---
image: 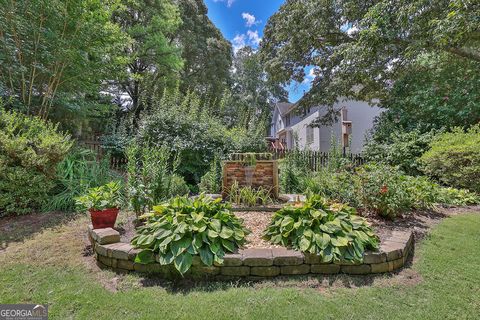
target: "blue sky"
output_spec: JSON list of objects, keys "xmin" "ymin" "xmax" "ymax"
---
[{"xmin": 205, "ymin": 0, "xmax": 311, "ymax": 102}]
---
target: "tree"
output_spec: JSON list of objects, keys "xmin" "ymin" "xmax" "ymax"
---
[
  {"xmin": 260, "ymin": 0, "xmax": 480, "ymax": 123},
  {"xmin": 176, "ymin": 0, "xmax": 233, "ymax": 102},
  {"xmin": 112, "ymin": 0, "xmax": 183, "ymax": 125},
  {"xmin": 379, "ymin": 53, "xmax": 480, "ymax": 132},
  {"xmin": 228, "ymin": 46, "xmax": 288, "ymax": 131},
  {"xmin": 0, "ymin": 0, "xmax": 125, "ymax": 128}
]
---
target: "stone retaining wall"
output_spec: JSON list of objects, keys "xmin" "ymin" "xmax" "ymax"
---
[{"xmin": 89, "ymin": 227, "xmax": 413, "ymax": 279}]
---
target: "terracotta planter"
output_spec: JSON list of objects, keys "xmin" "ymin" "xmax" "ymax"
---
[{"xmin": 89, "ymin": 208, "xmax": 119, "ymax": 229}]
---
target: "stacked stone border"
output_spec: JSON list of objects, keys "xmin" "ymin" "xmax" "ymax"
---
[{"xmin": 89, "ymin": 227, "xmax": 414, "ymax": 279}]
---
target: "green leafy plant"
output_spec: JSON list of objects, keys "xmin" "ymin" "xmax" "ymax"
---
[
  {"xmin": 75, "ymin": 181, "xmax": 123, "ymax": 211},
  {"xmin": 363, "ymin": 129, "xmax": 438, "ymax": 176},
  {"xmin": 132, "ymin": 195, "xmax": 250, "ymax": 275},
  {"xmin": 44, "ymin": 148, "xmax": 121, "ymax": 212},
  {"xmin": 279, "ymin": 150, "xmax": 311, "ymax": 193},
  {"xmin": 0, "ymin": 108, "xmax": 72, "ymax": 216},
  {"xmin": 356, "ymin": 163, "xmax": 414, "ymax": 219},
  {"xmin": 302, "ymin": 170, "xmax": 361, "ymax": 208},
  {"xmin": 420, "ymin": 125, "xmax": 480, "ymax": 192},
  {"xmin": 435, "ymin": 187, "xmax": 479, "ymax": 206},
  {"xmin": 264, "ymin": 195, "xmax": 379, "ymax": 263},
  {"xmin": 198, "ymin": 154, "xmax": 223, "ymax": 194},
  {"xmin": 126, "ymin": 144, "xmax": 186, "ymax": 216},
  {"xmin": 227, "ymin": 181, "xmax": 273, "ymax": 207}
]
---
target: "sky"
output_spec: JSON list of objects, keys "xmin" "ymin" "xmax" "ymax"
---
[{"xmin": 205, "ymin": 0, "xmax": 311, "ymax": 102}]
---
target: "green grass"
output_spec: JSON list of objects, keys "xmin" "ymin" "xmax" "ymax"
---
[{"xmin": 0, "ymin": 213, "xmax": 479, "ymax": 319}]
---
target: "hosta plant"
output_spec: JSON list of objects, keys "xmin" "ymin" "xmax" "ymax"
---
[
  {"xmin": 264, "ymin": 195, "xmax": 379, "ymax": 263},
  {"xmin": 132, "ymin": 195, "xmax": 249, "ymax": 275}
]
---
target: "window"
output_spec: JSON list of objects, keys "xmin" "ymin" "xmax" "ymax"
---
[
  {"xmin": 285, "ymin": 114, "xmax": 291, "ymax": 126},
  {"xmin": 306, "ymin": 126, "xmax": 314, "ymax": 144},
  {"xmin": 302, "ymin": 106, "xmax": 311, "ymax": 117}
]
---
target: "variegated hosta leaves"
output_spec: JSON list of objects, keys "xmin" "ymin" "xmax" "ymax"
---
[
  {"xmin": 131, "ymin": 195, "xmax": 249, "ymax": 275},
  {"xmin": 264, "ymin": 195, "xmax": 379, "ymax": 263}
]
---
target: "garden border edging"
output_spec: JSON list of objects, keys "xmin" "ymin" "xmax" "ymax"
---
[{"xmin": 88, "ymin": 227, "xmax": 414, "ymax": 279}]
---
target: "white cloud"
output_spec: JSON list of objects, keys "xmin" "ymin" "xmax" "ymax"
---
[
  {"xmin": 242, "ymin": 12, "xmax": 260, "ymax": 27},
  {"xmin": 232, "ymin": 34, "xmax": 246, "ymax": 52},
  {"xmin": 302, "ymin": 68, "xmax": 317, "ymax": 85},
  {"xmin": 232, "ymin": 30, "xmax": 262, "ymax": 53},
  {"xmin": 346, "ymin": 26, "xmax": 359, "ymax": 36},
  {"xmin": 247, "ymin": 30, "xmax": 261, "ymax": 46},
  {"xmin": 213, "ymin": 0, "xmax": 236, "ymax": 7}
]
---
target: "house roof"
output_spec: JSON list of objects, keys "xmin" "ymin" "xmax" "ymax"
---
[{"xmin": 276, "ymin": 102, "xmax": 296, "ymax": 116}]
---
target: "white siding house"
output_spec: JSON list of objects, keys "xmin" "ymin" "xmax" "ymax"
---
[{"xmin": 268, "ymin": 100, "xmax": 382, "ymax": 153}]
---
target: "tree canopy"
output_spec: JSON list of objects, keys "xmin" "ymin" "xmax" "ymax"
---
[
  {"xmin": 177, "ymin": 0, "xmax": 233, "ymax": 102},
  {"xmin": 0, "ymin": 0, "xmax": 125, "ymax": 132},
  {"xmin": 261, "ymin": 0, "xmax": 480, "ymax": 121}
]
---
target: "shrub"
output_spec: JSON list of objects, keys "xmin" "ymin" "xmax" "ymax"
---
[
  {"xmin": 75, "ymin": 181, "xmax": 124, "ymax": 211},
  {"xmin": 169, "ymin": 174, "xmax": 190, "ymax": 198},
  {"xmin": 126, "ymin": 144, "xmax": 186, "ymax": 216},
  {"xmin": 302, "ymin": 170, "xmax": 362, "ymax": 208},
  {"xmin": 420, "ymin": 125, "xmax": 480, "ymax": 192},
  {"xmin": 364, "ymin": 129, "xmax": 438, "ymax": 175},
  {"xmin": 198, "ymin": 155, "xmax": 222, "ymax": 194},
  {"xmin": 0, "ymin": 108, "xmax": 72, "ymax": 215},
  {"xmin": 135, "ymin": 90, "xmax": 266, "ymax": 186},
  {"xmin": 279, "ymin": 150, "xmax": 311, "ymax": 193},
  {"xmin": 435, "ymin": 187, "xmax": 479, "ymax": 206},
  {"xmin": 44, "ymin": 148, "xmax": 121, "ymax": 212},
  {"xmin": 264, "ymin": 196, "xmax": 379, "ymax": 263},
  {"xmin": 356, "ymin": 163, "xmax": 414, "ymax": 219},
  {"xmin": 132, "ymin": 195, "xmax": 249, "ymax": 275}
]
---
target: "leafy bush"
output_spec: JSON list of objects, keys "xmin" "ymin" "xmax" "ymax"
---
[
  {"xmin": 264, "ymin": 196, "xmax": 379, "ymax": 263},
  {"xmin": 135, "ymin": 89, "xmax": 266, "ymax": 186},
  {"xmin": 302, "ymin": 170, "xmax": 362, "ymax": 208},
  {"xmin": 356, "ymin": 163, "xmax": 414, "ymax": 219},
  {"xmin": 44, "ymin": 148, "xmax": 121, "ymax": 212},
  {"xmin": 75, "ymin": 181, "xmax": 124, "ymax": 211},
  {"xmin": 364, "ymin": 129, "xmax": 438, "ymax": 175},
  {"xmin": 132, "ymin": 195, "xmax": 249, "ymax": 275},
  {"xmin": 126, "ymin": 144, "xmax": 188, "ymax": 216},
  {"xmin": 355, "ymin": 163, "xmax": 478, "ymax": 218},
  {"xmin": 420, "ymin": 125, "xmax": 480, "ymax": 192},
  {"xmin": 170, "ymin": 174, "xmax": 190, "ymax": 198},
  {"xmin": 279, "ymin": 150, "xmax": 311, "ymax": 193},
  {"xmin": 0, "ymin": 108, "xmax": 72, "ymax": 215},
  {"xmin": 227, "ymin": 181, "xmax": 273, "ymax": 207},
  {"xmin": 198, "ymin": 155, "xmax": 222, "ymax": 194},
  {"xmin": 435, "ymin": 187, "xmax": 479, "ymax": 206}
]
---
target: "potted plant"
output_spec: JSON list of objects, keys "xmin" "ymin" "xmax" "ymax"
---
[{"xmin": 76, "ymin": 181, "xmax": 123, "ymax": 229}]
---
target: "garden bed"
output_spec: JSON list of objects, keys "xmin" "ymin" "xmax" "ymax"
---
[{"xmin": 118, "ymin": 209, "xmax": 411, "ymax": 249}]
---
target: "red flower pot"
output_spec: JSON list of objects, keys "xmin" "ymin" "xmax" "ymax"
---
[{"xmin": 89, "ymin": 208, "xmax": 119, "ymax": 229}]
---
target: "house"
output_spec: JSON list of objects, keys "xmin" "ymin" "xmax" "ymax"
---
[{"xmin": 268, "ymin": 99, "xmax": 382, "ymax": 153}]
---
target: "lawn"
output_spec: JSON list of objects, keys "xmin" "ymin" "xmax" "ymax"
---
[{"xmin": 0, "ymin": 212, "xmax": 479, "ymax": 319}]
